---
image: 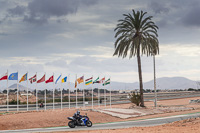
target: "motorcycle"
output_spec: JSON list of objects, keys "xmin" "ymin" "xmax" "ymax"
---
[
  {"xmin": 68, "ymin": 113, "xmax": 92, "ymax": 128},
  {"xmin": 39, "ymin": 103, "xmax": 44, "ymax": 108}
]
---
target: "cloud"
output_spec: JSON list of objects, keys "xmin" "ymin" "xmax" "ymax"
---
[
  {"xmin": 69, "ymin": 55, "xmax": 137, "ymax": 73},
  {"xmin": 7, "ymin": 5, "xmax": 26, "ymax": 16},
  {"xmin": 182, "ymin": 5, "xmax": 200, "ymax": 27},
  {"xmin": 4, "ymin": 0, "xmax": 98, "ymax": 25},
  {"xmin": 45, "ymin": 59, "xmax": 68, "ymax": 68},
  {"xmin": 149, "ymin": 1, "xmax": 169, "ymax": 14}
]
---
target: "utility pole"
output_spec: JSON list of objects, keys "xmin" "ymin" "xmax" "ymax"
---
[{"xmin": 153, "ymin": 55, "xmax": 157, "ymax": 107}]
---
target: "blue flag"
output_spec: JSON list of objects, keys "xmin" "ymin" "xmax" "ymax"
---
[
  {"xmin": 55, "ymin": 75, "xmax": 61, "ymax": 84},
  {"xmin": 8, "ymin": 72, "xmax": 18, "ymax": 80}
]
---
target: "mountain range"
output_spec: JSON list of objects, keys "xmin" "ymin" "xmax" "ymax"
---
[{"xmin": 0, "ymin": 77, "xmax": 198, "ymax": 91}]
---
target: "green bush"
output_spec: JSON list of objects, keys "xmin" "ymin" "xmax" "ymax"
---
[
  {"xmin": 8, "ymin": 100, "xmax": 21, "ymax": 105},
  {"xmin": 129, "ymin": 92, "xmax": 141, "ymax": 106}
]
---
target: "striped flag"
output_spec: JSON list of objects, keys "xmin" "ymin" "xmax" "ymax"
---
[
  {"xmin": 103, "ymin": 78, "xmax": 110, "ymax": 86},
  {"xmin": 85, "ymin": 77, "xmax": 93, "ymax": 85},
  {"xmin": 0, "ymin": 72, "xmax": 8, "ymax": 81}
]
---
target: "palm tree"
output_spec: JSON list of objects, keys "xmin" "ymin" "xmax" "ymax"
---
[{"xmin": 113, "ymin": 10, "xmax": 159, "ymax": 107}]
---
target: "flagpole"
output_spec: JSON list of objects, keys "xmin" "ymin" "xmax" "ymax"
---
[
  {"xmin": 76, "ymin": 74, "xmax": 77, "ymax": 108},
  {"xmin": 53, "ymin": 73, "xmax": 55, "ymax": 110},
  {"xmin": 17, "ymin": 71, "xmax": 19, "ymax": 112},
  {"xmin": 36, "ymin": 72, "xmax": 38, "ymax": 111},
  {"xmin": 104, "ymin": 76, "xmax": 106, "ymax": 108},
  {"xmin": 110, "ymin": 77, "xmax": 111, "ymax": 108},
  {"xmin": 27, "ymin": 71, "xmax": 28, "ymax": 111},
  {"xmin": 45, "ymin": 87, "xmax": 46, "ymax": 110},
  {"xmin": 6, "ymin": 70, "xmax": 9, "ymax": 112},
  {"xmin": 61, "ymin": 73, "xmax": 62, "ymax": 110},
  {"xmin": 68, "ymin": 74, "xmax": 70, "ymax": 109},
  {"xmin": 83, "ymin": 75, "xmax": 85, "ymax": 108},
  {"xmin": 92, "ymin": 75, "xmax": 93, "ymax": 110},
  {"xmin": 98, "ymin": 76, "xmax": 100, "ymax": 108},
  {"xmin": 45, "ymin": 72, "xmax": 46, "ymax": 110}
]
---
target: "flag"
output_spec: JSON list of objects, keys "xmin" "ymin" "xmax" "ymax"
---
[
  {"xmin": 55, "ymin": 75, "xmax": 61, "ymax": 84},
  {"xmin": 61, "ymin": 76, "xmax": 67, "ymax": 83},
  {"xmin": 93, "ymin": 77, "xmax": 100, "ymax": 84},
  {"xmin": 0, "ymin": 72, "xmax": 8, "ymax": 81},
  {"xmin": 77, "ymin": 76, "xmax": 84, "ymax": 84},
  {"xmin": 46, "ymin": 75, "xmax": 54, "ymax": 83},
  {"xmin": 37, "ymin": 74, "xmax": 45, "ymax": 83},
  {"xmin": 85, "ymin": 77, "xmax": 93, "ymax": 85},
  {"xmin": 19, "ymin": 73, "xmax": 27, "ymax": 83},
  {"xmin": 103, "ymin": 78, "xmax": 110, "ymax": 86},
  {"xmin": 8, "ymin": 72, "xmax": 18, "ymax": 80},
  {"xmin": 75, "ymin": 80, "xmax": 77, "ymax": 88},
  {"xmin": 29, "ymin": 74, "xmax": 36, "ymax": 84},
  {"xmin": 99, "ymin": 77, "xmax": 105, "ymax": 83}
]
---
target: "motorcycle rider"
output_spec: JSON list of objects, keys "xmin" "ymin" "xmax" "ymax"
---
[{"xmin": 73, "ymin": 111, "xmax": 83, "ymax": 125}]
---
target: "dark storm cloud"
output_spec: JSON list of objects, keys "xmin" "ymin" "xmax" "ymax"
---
[
  {"xmin": 182, "ymin": 4, "xmax": 200, "ymax": 27},
  {"xmin": 5, "ymin": 0, "xmax": 98, "ymax": 25}
]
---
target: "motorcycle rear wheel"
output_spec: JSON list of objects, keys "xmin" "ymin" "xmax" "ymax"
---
[
  {"xmin": 68, "ymin": 121, "xmax": 75, "ymax": 128},
  {"xmin": 86, "ymin": 121, "xmax": 92, "ymax": 127}
]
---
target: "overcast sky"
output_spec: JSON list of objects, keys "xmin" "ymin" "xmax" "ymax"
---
[{"xmin": 0, "ymin": 0, "xmax": 200, "ymax": 84}]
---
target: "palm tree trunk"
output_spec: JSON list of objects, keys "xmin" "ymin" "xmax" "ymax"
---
[{"xmin": 137, "ymin": 48, "xmax": 144, "ymax": 107}]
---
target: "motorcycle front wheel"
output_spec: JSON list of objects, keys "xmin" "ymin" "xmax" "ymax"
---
[
  {"xmin": 86, "ymin": 121, "xmax": 92, "ymax": 127},
  {"xmin": 68, "ymin": 121, "xmax": 75, "ymax": 128}
]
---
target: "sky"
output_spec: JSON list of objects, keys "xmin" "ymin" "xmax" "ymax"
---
[{"xmin": 0, "ymin": 0, "xmax": 200, "ymax": 84}]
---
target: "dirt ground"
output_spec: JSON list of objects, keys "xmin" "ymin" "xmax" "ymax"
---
[
  {"xmin": 1, "ymin": 96, "xmax": 200, "ymax": 132},
  {"xmin": 60, "ymin": 118, "xmax": 200, "ymax": 133}
]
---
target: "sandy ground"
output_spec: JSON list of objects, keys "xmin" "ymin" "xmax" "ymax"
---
[{"xmin": 0, "ymin": 96, "xmax": 200, "ymax": 132}]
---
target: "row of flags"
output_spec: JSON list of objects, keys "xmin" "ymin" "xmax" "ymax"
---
[
  {"xmin": 0, "ymin": 72, "xmax": 111, "ymax": 87},
  {"xmin": 75, "ymin": 76, "xmax": 110, "ymax": 87}
]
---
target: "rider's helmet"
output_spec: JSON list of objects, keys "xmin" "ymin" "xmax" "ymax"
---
[{"xmin": 76, "ymin": 110, "xmax": 80, "ymax": 115}]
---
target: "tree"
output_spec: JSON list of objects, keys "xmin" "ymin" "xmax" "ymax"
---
[
  {"xmin": 129, "ymin": 92, "xmax": 141, "ymax": 106},
  {"xmin": 113, "ymin": 10, "xmax": 159, "ymax": 107},
  {"xmin": 2, "ymin": 89, "xmax": 7, "ymax": 94}
]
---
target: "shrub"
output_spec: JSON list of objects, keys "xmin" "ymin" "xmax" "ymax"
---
[
  {"xmin": 129, "ymin": 92, "xmax": 141, "ymax": 106},
  {"xmin": 9, "ymin": 100, "xmax": 21, "ymax": 105}
]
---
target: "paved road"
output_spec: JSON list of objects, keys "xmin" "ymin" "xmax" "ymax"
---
[{"xmin": 1, "ymin": 112, "xmax": 200, "ymax": 133}]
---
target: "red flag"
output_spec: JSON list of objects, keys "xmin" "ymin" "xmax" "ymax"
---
[
  {"xmin": 0, "ymin": 72, "xmax": 8, "ymax": 80},
  {"xmin": 46, "ymin": 75, "xmax": 54, "ymax": 83},
  {"xmin": 37, "ymin": 74, "xmax": 45, "ymax": 83}
]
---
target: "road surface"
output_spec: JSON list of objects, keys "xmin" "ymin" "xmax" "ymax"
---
[{"xmin": 1, "ymin": 112, "xmax": 200, "ymax": 133}]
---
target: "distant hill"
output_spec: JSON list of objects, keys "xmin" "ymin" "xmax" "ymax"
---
[
  {"xmin": 8, "ymin": 84, "xmax": 31, "ymax": 91},
  {"xmin": 143, "ymin": 77, "xmax": 197, "ymax": 90},
  {"xmin": 0, "ymin": 77, "xmax": 198, "ymax": 91},
  {"xmin": 107, "ymin": 77, "xmax": 197, "ymax": 90}
]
